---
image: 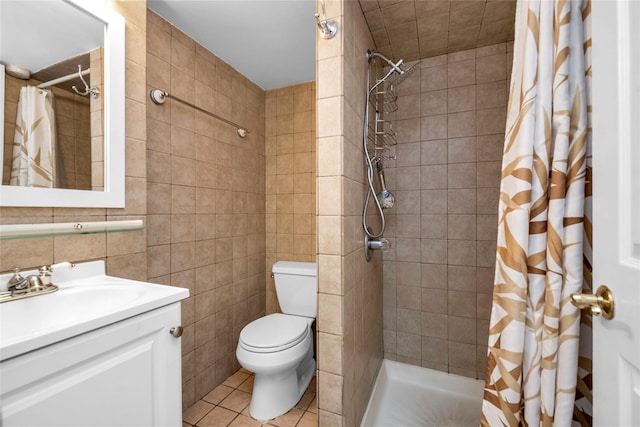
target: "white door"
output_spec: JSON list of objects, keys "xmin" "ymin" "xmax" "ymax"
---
[{"xmin": 591, "ymin": 1, "xmax": 640, "ymax": 425}]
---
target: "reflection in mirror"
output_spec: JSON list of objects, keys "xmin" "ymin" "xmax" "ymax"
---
[
  {"xmin": 3, "ymin": 51, "xmax": 103, "ymax": 190},
  {"xmin": 0, "ymin": 0, "xmax": 125, "ymax": 207}
]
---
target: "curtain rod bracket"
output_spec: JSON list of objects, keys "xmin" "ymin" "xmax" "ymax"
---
[
  {"xmin": 315, "ymin": 0, "xmax": 337, "ymax": 39},
  {"xmin": 150, "ymin": 89, "xmax": 168, "ymax": 105},
  {"xmin": 70, "ymin": 65, "xmax": 99, "ymax": 99}
]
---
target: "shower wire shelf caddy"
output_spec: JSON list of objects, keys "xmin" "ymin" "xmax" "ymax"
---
[
  {"xmin": 366, "ymin": 151, "xmax": 396, "ymax": 163},
  {"xmin": 368, "ymin": 120, "xmax": 397, "ymax": 147},
  {"xmin": 371, "ymin": 89, "xmax": 398, "ymax": 113},
  {"xmin": 367, "ymin": 132, "xmax": 396, "ymax": 148}
]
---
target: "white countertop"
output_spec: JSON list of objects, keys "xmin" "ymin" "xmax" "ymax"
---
[{"xmin": 0, "ymin": 261, "xmax": 189, "ymax": 361}]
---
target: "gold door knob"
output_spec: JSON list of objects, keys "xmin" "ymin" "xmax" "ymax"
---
[{"xmin": 570, "ymin": 285, "xmax": 615, "ymax": 320}]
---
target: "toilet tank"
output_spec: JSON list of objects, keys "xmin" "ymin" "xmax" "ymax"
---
[{"xmin": 272, "ymin": 261, "xmax": 317, "ymax": 318}]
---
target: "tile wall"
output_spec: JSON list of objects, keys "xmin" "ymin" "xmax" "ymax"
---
[
  {"xmin": 316, "ymin": 0, "xmax": 384, "ymax": 425},
  {"xmin": 264, "ymin": 82, "xmax": 317, "ymax": 314},
  {"xmin": 0, "ymin": 0, "xmax": 148, "ymax": 279},
  {"xmin": 145, "ymin": 11, "xmax": 266, "ymax": 409},
  {"xmin": 381, "ymin": 43, "xmax": 512, "ymax": 379},
  {"xmin": 359, "ymin": 0, "xmax": 516, "ymax": 62}
]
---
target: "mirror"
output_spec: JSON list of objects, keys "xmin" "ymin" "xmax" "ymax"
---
[{"xmin": 0, "ymin": 0, "xmax": 124, "ymax": 207}]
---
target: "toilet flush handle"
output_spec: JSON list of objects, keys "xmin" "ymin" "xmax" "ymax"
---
[{"xmin": 169, "ymin": 326, "xmax": 184, "ymax": 338}]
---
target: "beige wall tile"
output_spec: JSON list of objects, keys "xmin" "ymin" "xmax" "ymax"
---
[
  {"xmin": 422, "ymin": 336, "xmax": 449, "ymax": 364},
  {"xmin": 317, "ymin": 97, "xmax": 343, "ymax": 137},
  {"xmin": 397, "ymin": 331, "xmax": 422, "ymax": 359},
  {"xmin": 318, "ymin": 371, "xmax": 343, "ymax": 415},
  {"xmin": 318, "ymin": 293, "xmax": 343, "ymax": 335},
  {"xmin": 382, "ymin": 44, "xmax": 506, "ymax": 376},
  {"xmin": 147, "ymin": 21, "xmax": 171, "ymax": 62},
  {"xmin": 318, "ymin": 332, "xmax": 343, "ymax": 375},
  {"xmin": 477, "ymin": 53, "xmax": 507, "ymax": 83},
  {"xmin": 477, "ymin": 133, "xmax": 505, "ymax": 161},
  {"xmin": 317, "ymin": 216, "xmax": 341, "ymax": 255},
  {"xmin": 477, "ymin": 107, "xmax": 507, "ymax": 136},
  {"xmin": 421, "ymin": 114, "xmax": 447, "ymax": 140},
  {"xmin": 421, "ymin": 64, "xmax": 448, "ymax": 92},
  {"xmin": 148, "ymin": 244, "xmax": 171, "ymax": 278},
  {"xmin": 421, "ymin": 263, "xmax": 448, "ymax": 289},
  {"xmin": 449, "ymin": 341, "xmax": 476, "ymax": 368},
  {"xmin": 0, "ymin": 238, "xmax": 54, "ymax": 271},
  {"xmin": 54, "ymin": 233, "xmax": 106, "ymax": 262},
  {"xmin": 106, "ymin": 252, "xmax": 147, "ymax": 281},
  {"xmin": 125, "ymin": 99, "xmax": 147, "ymax": 142}
]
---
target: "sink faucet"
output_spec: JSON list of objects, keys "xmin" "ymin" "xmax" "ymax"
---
[{"xmin": 2, "ymin": 262, "xmax": 75, "ymax": 302}]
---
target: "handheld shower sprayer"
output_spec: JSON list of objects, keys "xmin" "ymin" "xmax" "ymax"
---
[{"xmin": 376, "ymin": 161, "xmax": 394, "ymax": 209}]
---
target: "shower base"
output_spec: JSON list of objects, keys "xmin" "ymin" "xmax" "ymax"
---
[{"xmin": 361, "ymin": 359, "xmax": 484, "ymax": 427}]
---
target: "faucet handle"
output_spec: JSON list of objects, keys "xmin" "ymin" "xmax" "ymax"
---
[
  {"xmin": 49, "ymin": 262, "xmax": 75, "ymax": 272},
  {"xmin": 28, "ymin": 274, "xmax": 44, "ymax": 291},
  {"xmin": 38, "ymin": 262, "xmax": 75, "ymax": 287},
  {"xmin": 38, "ymin": 266, "xmax": 53, "ymax": 286},
  {"xmin": 7, "ymin": 267, "xmax": 28, "ymax": 292}
]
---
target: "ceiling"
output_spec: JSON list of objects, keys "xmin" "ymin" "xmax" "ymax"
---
[
  {"xmin": 149, "ymin": 0, "xmax": 517, "ymax": 90},
  {"xmin": 0, "ymin": 0, "xmax": 103, "ymax": 73},
  {"xmin": 147, "ymin": 0, "xmax": 316, "ymax": 90},
  {"xmin": 360, "ymin": 0, "xmax": 516, "ymax": 62}
]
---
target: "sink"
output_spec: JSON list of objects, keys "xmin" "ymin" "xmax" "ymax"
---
[{"xmin": 0, "ymin": 261, "xmax": 189, "ymax": 361}]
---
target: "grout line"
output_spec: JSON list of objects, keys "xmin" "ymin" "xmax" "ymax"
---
[{"xmin": 185, "ymin": 368, "xmax": 317, "ymax": 427}]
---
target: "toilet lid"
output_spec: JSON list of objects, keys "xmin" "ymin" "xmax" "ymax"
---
[{"xmin": 240, "ymin": 313, "xmax": 309, "ymax": 353}]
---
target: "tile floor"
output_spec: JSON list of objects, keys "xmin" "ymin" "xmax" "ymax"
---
[{"xmin": 183, "ymin": 369, "xmax": 317, "ymax": 427}]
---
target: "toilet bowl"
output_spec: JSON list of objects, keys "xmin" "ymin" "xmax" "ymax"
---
[{"xmin": 235, "ymin": 261, "xmax": 317, "ymax": 421}]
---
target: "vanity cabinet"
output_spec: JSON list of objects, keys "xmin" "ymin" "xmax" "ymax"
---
[{"xmin": 0, "ymin": 303, "xmax": 183, "ymax": 426}]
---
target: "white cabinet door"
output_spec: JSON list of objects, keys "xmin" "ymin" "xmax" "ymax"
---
[
  {"xmin": 591, "ymin": 0, "xmax": 640, "ymax": 425},
  {"xmin": 0, "ymin": 304, "xmax": 183, "ymax": 426}
]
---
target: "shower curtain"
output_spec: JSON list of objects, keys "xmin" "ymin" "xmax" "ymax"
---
[
  {"xmin": 481, "ymin": 0, "xmax": 592, "ymax": 425},
  {"xmin": 10, "ymin": 86, "xmax": 60, "ymax": 188}
]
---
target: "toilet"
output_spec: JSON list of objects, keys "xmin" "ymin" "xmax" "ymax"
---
[{"xmin": 236, "ymin": 261, "xmax": 317, "ymax": 421}]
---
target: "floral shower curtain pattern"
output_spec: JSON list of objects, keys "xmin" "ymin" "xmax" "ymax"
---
[
  {"xmin": 481, "ymin": 0, "xmax": 592, "ymax": 425},
  {"xmin": 10, "ymin": 86, "xmax": 59, "ymax": 188}
]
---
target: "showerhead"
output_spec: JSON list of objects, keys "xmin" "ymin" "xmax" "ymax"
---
[
  {"xmin": 389, "ymin": 62, "xmax": 419, "ymax": 89},
  {"xmin": 375, "ymin": 161, "xmax": 394, "ymax": 209}
]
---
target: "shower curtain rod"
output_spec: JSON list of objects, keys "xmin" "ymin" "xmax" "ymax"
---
[
  {"xmin": 149, "ymin": 88, "xmax": 250, "ymax": 138},
  {"xmin": 37, "ymin": 68, "xmax": 90, "ymax": 89}
]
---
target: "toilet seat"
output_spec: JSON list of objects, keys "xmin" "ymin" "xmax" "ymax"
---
[{"xmin": 239, "ymin": 313, "xmax": 309, "ymax": 353}]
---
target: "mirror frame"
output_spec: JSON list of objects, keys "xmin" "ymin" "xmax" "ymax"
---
[{"xmin": 0, "ymin": 0, "xmax": 125, "ymax": 208}]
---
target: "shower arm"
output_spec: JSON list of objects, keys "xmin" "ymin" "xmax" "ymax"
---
[
  {"xmin": 367, "ymin": 51, "xmax": 405, "ymax": 74},
  {"xmin": 367, "ymin": 51, "xmax": 407, "ymax": 96}
]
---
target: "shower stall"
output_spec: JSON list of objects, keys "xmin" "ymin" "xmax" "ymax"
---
[
  {"xmin": 315, "ymin": 0, "xmax": 511, "ymax": 425},
  {"xmin": 357, "ymin": 45, "xmax": 500, "ymax": 424}
]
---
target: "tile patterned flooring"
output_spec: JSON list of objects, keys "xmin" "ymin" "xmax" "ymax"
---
[{"xmin": 183, "ymin": 369, "xmax": 317, "ymax": 427}]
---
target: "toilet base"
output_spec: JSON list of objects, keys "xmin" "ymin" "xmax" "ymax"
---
[{"xmin": 248, "ymin": 350, "xmax": 316, "ymax": 421}]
